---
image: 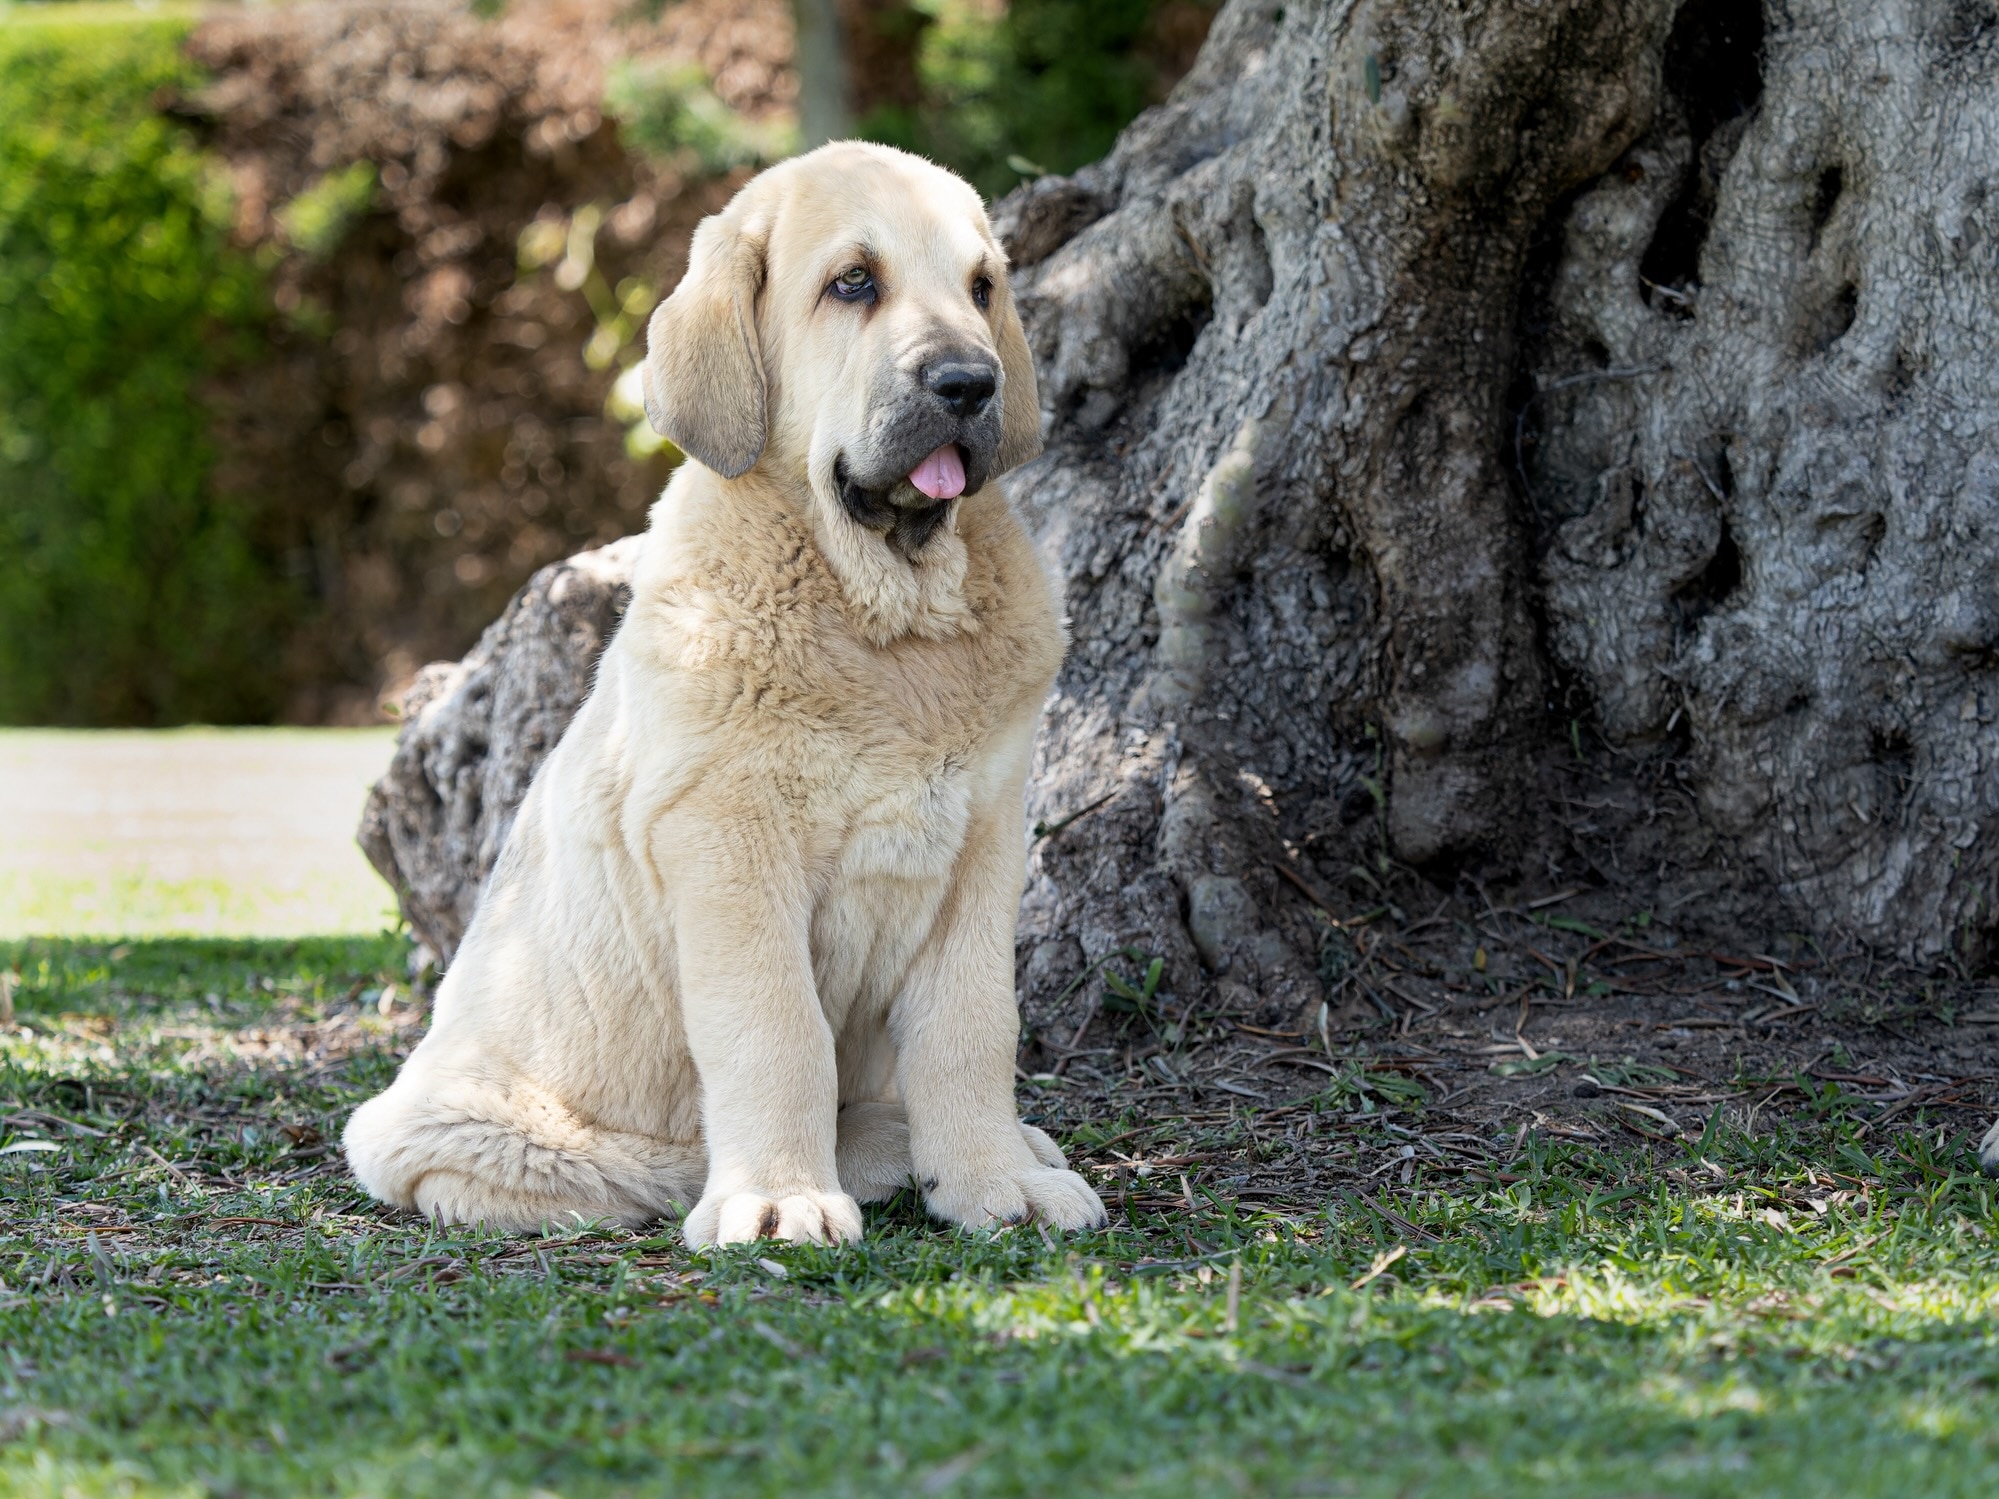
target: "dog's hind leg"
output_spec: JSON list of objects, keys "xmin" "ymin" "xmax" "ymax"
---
[
  {"xmin": 835, "ymin": 1101, "xmax": 1070, "ymax": 1203},
  {"xmin": 835, "ymin": 1102, "xmax": 914, "ymax": 1203},
  {"xmin": 344, "ymin": 1077, "xmax": 704, "ymax": 1234}
]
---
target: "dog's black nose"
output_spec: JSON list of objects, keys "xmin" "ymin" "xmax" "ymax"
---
[{"xmin": 924, "ymin": 361, "xmax": 997, "ymax": 418}]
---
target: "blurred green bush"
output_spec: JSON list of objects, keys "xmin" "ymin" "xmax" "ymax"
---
[
  {"xmin": 0, "ymin": 12, "xmax": 290, "ymax": 725},
  {"xmin": 605, "ymin": 58, "xmax": 797, "ymax": 173},
  {"xmin": 609, "ymin": 1, "xmax": 1208, "ymax": 203},
  {"xmin": 866, "ymin": 0, "xmax": 1210, "ymax": 200},
  {"xmin": 277, "ymin": 160, "xmax": 379, "ymax": 261}
]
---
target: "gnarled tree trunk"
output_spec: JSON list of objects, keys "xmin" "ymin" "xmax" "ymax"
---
[
  {"xmin": 998, "ymin": 0, "xmax": 1999, "ymax": 1037},
  {"xmin": 364, "ymin": 0, "xmax": 1999, "ymax": 1033}
]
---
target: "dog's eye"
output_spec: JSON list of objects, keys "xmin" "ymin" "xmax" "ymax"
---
[
  {"xmin": 971, "ymin": 275, "xmax": 992, "ymax": 310},
  {"xmin": 830, "ymin": 266, "xmax": 876, "ymax": 302}
]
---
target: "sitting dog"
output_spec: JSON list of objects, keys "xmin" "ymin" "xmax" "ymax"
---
[{"xmin": 344, "ymin": 142, "xmax": 1107, "ymax": 1245}]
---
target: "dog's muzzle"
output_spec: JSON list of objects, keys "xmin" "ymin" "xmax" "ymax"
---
[{"xmin": 835, "ymin": 356, "xmax": 1003, "ymax": 561}]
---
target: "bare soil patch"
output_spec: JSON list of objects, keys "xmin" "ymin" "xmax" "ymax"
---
[{"xmin": 1017, "ymin": 878, "xmax": 1999, "ymax": 1211}]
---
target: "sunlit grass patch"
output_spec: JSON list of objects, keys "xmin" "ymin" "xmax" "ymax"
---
[
  {"xmin": 2, "ymin": 939, "xmax": 1997, "ymax": 1496},
  {"xmin": 0, "ymin": 869, "xmax": 399, "ymax": 946},
  {"xmin": 0, "ymin": 729, "xmax": 399, "ymax": 939},
  {"xmin": 3, "ymin": 933, "xmax": 408, "ymax": 1020}
]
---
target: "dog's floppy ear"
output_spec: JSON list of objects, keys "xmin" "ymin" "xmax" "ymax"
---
[
  {"xmin": 992, "ymin": 276, "xmax": 1043, "ymax": 475},
  {"xmin": 642, "ymin": 210, "xmax": 768, "ymax": 479}
]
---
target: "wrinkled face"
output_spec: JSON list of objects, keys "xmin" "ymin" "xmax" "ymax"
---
[{"xmin": 642, "ymin": 143, "xmax": 1040, "ymax": 559}]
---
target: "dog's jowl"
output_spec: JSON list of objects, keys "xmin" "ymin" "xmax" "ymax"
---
[{"xmin": 344, "ymin": 143, "xmax": 1107, "ymax": 1246}]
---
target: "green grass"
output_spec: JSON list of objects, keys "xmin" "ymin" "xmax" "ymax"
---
[{"xmin": 4, "ymin": 935, "xmax": 1997, "ymax": 1497}]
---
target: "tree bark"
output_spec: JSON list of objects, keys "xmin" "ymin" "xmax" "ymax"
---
[
  {"xmin": 359, "ymin": 537, "xmax": 638, "ymax": 963},
  {"xmin": 1526, "ymin": 0, "xmax": 1999, "ymax": 965},
  {"xmin": 364, "ymin": 0, "xmax": 1999, "ymax": 1007},
  {"xmin": 999, "ymin": 0, "xmax": 1679, "ymax": 1031},
  {"xmin": 996, "ymin": 0, "xmax": 1999, "ymax": 1034}
]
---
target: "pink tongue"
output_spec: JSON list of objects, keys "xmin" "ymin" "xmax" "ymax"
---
[{"xmin": 908, "ymin": 443, "xmax": 966, "ymax": 501}]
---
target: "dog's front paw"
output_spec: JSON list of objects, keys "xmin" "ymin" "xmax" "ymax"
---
[
  {"xmin": 925, "ymin": 1164, "xmax": 1107, "ymax": 1234},
  {"xmin": 837, "ymin": 1108, "xmax": 1075, "ymax": 1201},
  {"xmin": 683, "ymin": 1187, "xmax": 863, "ymax": 1248},
  {"xmin": 1980, "ymin": 1117, "xmax": 1999, "ymax": 1178}
]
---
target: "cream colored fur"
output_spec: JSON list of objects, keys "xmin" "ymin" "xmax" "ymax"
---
[{"xmin": 344, "ymin": 143, "xmax": 1107, "ymax": 1246}]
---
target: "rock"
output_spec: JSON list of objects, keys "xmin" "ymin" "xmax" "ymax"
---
[{"xmin": 357, "ymin": 536, "xmax": 640, "ymax": 963}]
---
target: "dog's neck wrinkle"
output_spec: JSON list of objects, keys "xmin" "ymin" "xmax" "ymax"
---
[
  {"xmin": 661, "ymin": 460, "xmax": 980, "ymax": 648},
  {"xmin": 887, "ymin": 499, "xmax": 955, "ymax": 561},
  {"xmin": 806, "ymin": 471, "xmax": 978, "ymax": 647}
]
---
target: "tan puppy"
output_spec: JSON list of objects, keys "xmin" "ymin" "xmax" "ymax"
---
[{"xmin": 344, "ymin": 142, "xmax": 1107, "ymax": 1246}]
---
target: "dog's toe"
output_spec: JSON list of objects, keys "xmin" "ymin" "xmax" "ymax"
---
[
  {"xmin": 926, "ymin": 1164, "xmax": 1106, "ymax": 1235},
  {"xmin": 1018, "ymin": 1167, "xmax": 1108, "ymax": 1231},
  {"xmin": 1019, "ymin": 1123, "xmax": 1069, "ymax": 1170},
  {"xmin": 687, "ymin": 1187, "xmax": 864, "ymax": 1248},
  {"xmin": 836, "ymin": 1102, "xmax": 915, "ymax": 1203}
]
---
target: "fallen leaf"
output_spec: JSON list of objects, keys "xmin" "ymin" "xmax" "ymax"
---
[{"xmin": 564, "ymin": 1348, "xmax": 639, "ymax": 1369}]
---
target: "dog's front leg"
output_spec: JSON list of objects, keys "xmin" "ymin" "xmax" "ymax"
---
[
  {"xmin": 675, "ymin": 842, "xmax": 862, "ymax": 1249},
  {"xmin": 892, "ymin": 802, "xmax": 1108, "ymax": 1234}
]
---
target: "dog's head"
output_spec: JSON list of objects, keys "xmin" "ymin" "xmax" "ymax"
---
[{"xmin": 641, "ymin": 142, "xmax": 1040, "ymax": 556}]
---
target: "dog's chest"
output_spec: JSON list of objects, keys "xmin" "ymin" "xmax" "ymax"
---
[
  {"xmin": 835, "ymin": 754, "xmax": 975, "ymax": 885},
  {"xmin": 807, "ymin": 751, "xmax": 979, "ymax": 1019}
]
